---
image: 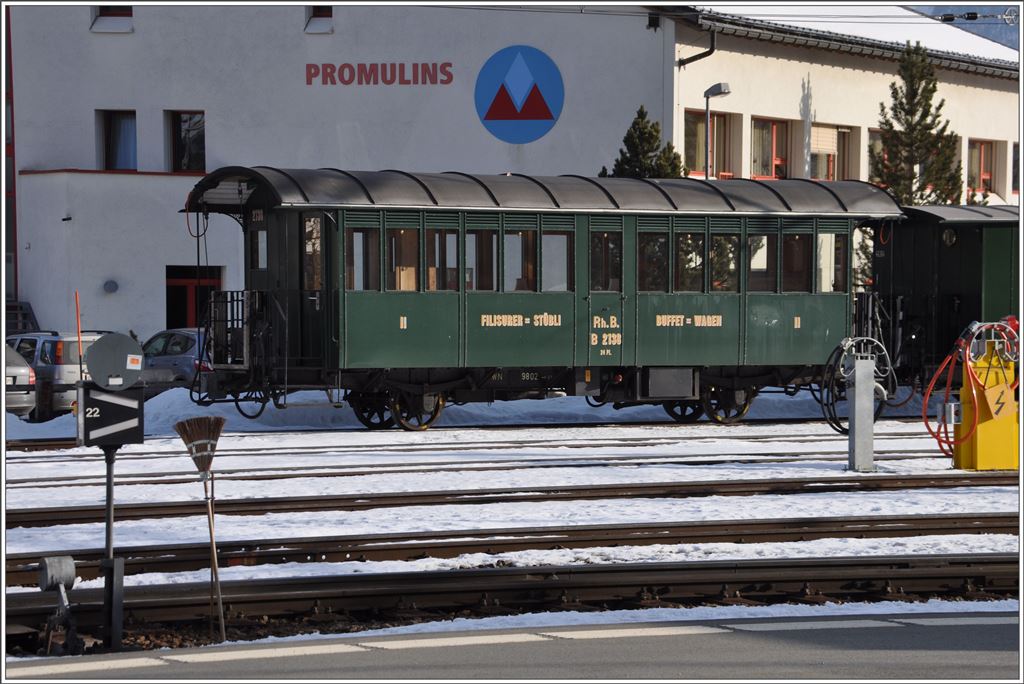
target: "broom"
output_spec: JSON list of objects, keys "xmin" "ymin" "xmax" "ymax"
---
[{"xmin": 174, "ymin": 416, "xmax": 227, "ymax": 643}]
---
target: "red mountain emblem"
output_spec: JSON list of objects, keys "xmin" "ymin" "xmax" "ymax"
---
[{"xmin": 484, "ymin": 84, "xmax": 554, "ymax": 121}]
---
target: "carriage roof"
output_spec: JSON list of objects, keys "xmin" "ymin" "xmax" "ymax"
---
[{"xmin": 186, "ymin": 166, "xmax": 904, "ymax": 218}]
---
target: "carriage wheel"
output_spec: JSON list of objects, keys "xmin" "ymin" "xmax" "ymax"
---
[
  {"xmin": 234, "ymin": 389, "xmax": 269, "ymax": 419},
  {"xmin": 390, "ymin": 393, "xmax": 445, "ymax": 431},
  {"xmin": 349, "ymin": 394, "xmax": 395, "ymax": 430},
  {"xmin": 701, "ymin": 386, "xmax": 754, "ymax": 425},
  {"xmin": 663, "ymin": 401, "xmax": 704, "ymax": 423}
]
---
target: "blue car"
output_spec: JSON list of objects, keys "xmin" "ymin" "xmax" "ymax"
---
[{"xmin": 142, "ymin": 328, "xmax": 211, "ymax": 384}]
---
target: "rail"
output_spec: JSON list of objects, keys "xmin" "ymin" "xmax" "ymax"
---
[{"xmin": 6, "ymin": 472, "xmax": 1017, "ymax": 528}]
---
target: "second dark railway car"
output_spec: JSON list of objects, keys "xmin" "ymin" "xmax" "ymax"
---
[
  {"xmin": 184, "ymin": 167, "xmax": 902, "ymax": 430},
  {"xmin": 867, "ymin": 204, "xmax": 1020, "ymax": 386}
]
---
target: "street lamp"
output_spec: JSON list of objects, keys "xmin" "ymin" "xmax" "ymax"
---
[{"xmin": 703, "ymin": 82, "xmax": 731, "ymax": 178}]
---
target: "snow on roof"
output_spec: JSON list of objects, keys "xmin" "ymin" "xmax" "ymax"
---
[{"xmin": 695, "ymin": 4, "xmax": 1020, "ymax": 64}]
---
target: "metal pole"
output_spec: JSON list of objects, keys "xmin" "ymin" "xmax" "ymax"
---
[
  {"xmin": 848, "ymin": 356, "xmax": 876, "ymax": 472},
  {"xmin": 204, "ymin": 474, "xmax": 227, "ymax": 642},
  {"xmin": 103, "ymin": 446, "xmax": 117, "ymax": 559},
  {"xmin": 101, "ymin": 445, "xmax": 123, "ymax": 651},
  {"xmin": 705, "ymin": 96, "xmax": 711, "ymax": 178}
]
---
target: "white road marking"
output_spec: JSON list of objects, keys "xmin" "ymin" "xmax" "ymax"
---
[
  {"xmin": 358, "ymin": 633, "xmax": 550, "ymax": 650},
  {"xmin": 540, "ymin": 626, "xmax": 727, "ymax": 639},
  {"xmin": 163, "ymin": 642, "xmax": 367, "ymax": 662},
  {"xmin": 893, "ymin": 617, "xmax": 1019, "ymax": 627},
  {"xmin": 5, "ymin": 657, "xmax": 164, "ymax": 677},
  {"xmin": 724, "ymin": 619, "xmax": 898, "ymax": 631}
]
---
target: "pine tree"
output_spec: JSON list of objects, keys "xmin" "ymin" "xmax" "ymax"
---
[
  {"xmin": 599, "ymin": 106, "xmax": 684, "ymax": 178},
  {"xmin": 870, "ymin": 42, "xmax": 962, "ymax": 205}
]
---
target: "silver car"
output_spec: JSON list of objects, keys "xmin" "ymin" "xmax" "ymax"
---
[
  {"xmin": 6, "ymin": 331, "xmax": 109, "ymax": 415},
  {"xmin": 5, "ymin": 343, "xmax": 37, "ymax": 418}
]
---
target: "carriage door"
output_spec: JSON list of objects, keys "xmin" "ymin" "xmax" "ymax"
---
[
  {"xmin": 588, "ymin": 218, "xmax": 624, "ymax": 365},
  {"xmin": 300, "ymin": 212, "xmax": 328, "ymax": 364}
]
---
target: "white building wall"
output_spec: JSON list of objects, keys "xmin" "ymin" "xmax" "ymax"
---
[
  {"xmin": 15, "ymin": 172, "xmax": 243, "ymax": 337},
  {"xmin": 672, "ymin": 26, "xmax": 1019, "ymax": 199},
  {"xmin": 9, "ymin": 5, "xmax": 674, "ymax": 334}
]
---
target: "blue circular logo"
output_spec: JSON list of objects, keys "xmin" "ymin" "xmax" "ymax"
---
[{"xmin": 475, "ymin": 45, "xmax": 564, "ymax": 144}]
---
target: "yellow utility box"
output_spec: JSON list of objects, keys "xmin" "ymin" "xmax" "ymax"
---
[{"xmin": 954, "ymin": 340, "xmax": 1019, "ymax": 470}]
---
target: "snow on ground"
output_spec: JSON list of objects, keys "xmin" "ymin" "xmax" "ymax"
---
[{"xmin": 4, "ymin": 388, "xmax": 1020, "ymax": 650}]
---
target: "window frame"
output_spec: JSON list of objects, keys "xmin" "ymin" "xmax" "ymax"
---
[
  {"xmin": 751, "ymin": 117, "xmax": 788, "ymax": 180},
  {"xmin": 385, "ymin": 227, "xmax": 420, "ymax": 292},
  {"xmin": 589, "ymin": 229, "xmax": 623, "ymax": 293},
  {"xmin": 683, "ymin": 109, "xmax": 730, "ymax": 178},
  {"xmin": 816, "ymin": 232, "xmax": 849, "ymax": 294},
  {"xmin": 102, "ymin": 110, "xmax": 137, "ymax": 171},
  {"xmin": 708, "ymin": 233, "xmax": 740, "ymax": 293},
  {"xmin": 673, "ymin": 231, "xmax": 706, "ymax": 293},
  {"xmin": 344, "ymin": 226, "xmax": 381, "ymax": 292},
  {"xmin": 502, "ymin": 228, "xmax": 538, "ymax": 292},
  {"xmin": 967, "ymin": 139, "xmax": 995, "ymax": 194},
  {"xmin": 97, "ymin": 6, "xmax": 132, "ymax": 17},
  {"xmin": 170, "ymin": 110, "xmax": 206, "ymax": 173},
  {"xmin": 781, "ymin": 232, "xmax": 813, "ymax": 293},
  {"xmin": 465, "ymin": 228, "xmax": 499, "ymax": 292},
  {"xmin": 424, "ymin": 227, "xmax": 460, "ymax": 293},
  {"xmin": 540, "ymin": 230, "xmax": 574, "ymax": 292}
]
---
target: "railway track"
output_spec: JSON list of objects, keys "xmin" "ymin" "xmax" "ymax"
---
[
  {"xmin": 4, "ymin": 449, "xmax": 941, "ymax": 490},
  {"xmin": 3, "ymin": 419, "xmax": 926, "ymax": 454},
  {"xmin": 6, "ymin": 472, "xmax": 1016, "ymax": 528},
  {"xmin": 5, "ymin": 513, "xmax": 1016, "ymax": 587},
  {"xmin": 6, "ymin": 553, "xmax": 1017, "ymax": 632}
]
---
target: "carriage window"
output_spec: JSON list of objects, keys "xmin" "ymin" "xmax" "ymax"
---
[
  {"xmin": 817, "ymin": 234, "xmax": 848, "ymax": 293},
  {"xmin": 746, "ymin": 234, "xmax": 777, "ymax": 292},
  {"xmin": 710, "ymin": 235, "xmax": 739, "ymax": 292},
  {"xmin": 426, "ymin": 229, "xmax": 458, "ymax": 291},
  {"xmin": 675, "ymin": 233, "xmax": 704, "ymax": 292},
  {"xmin": 783, "ymin": 234, "xmax": 813, "ymax": 292},
  {"xmin": 345, "ymin": 227, "xmax": 380, "ymax": 291},
  {"xmin": 503, "ymin": 230, "xmax": 537, "ymax": 291},
  {"xmin": 386, "ymin": 228, "xmax": 419, "ymax": 292},
  {"xmin": 637, "ymin": 233, "xmax": 668, "ymax": 292},
  {"xmin": 542, "ymin": 231, "xmax": 573, "ymax": 292},
  {"xmin": 303, "ymin": 216, "xmax": 323, "ymax": 291},
  {"xmin": 590, "ymin": 232, "xmax": 622, "ymax": 292},
  {"xmin": 466, "ymin": 230, "xmax": 497, "ymax": 291},
  {"xmin": 250, "ymin": 230, "xmax": 267, "ymax": 270}
]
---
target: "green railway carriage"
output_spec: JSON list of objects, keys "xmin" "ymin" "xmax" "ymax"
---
[{"xmin": 184, "ymin": 167, "xmax": 902, "ymax": 429}]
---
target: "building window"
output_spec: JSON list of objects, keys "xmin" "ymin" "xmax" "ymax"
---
[
  {"xmin": 684, "ymin": 111, "xmax": 729, "ymax": 177},
  {"xmin": 345, "ymin": 228, "xmax": 380, "ymax": 291},
  {"xmin": 746, "ymin": 234, "xmax": 777, "ymax": 292},
  {"xmin": 751, "ymin": 118, "xmax": 787, "ymax": 179},
  {"xmin": 675, "ymin": 233, "xmax": 704, "ymax": 292},
  {"xmin": 306, "ymin": 5, "xmax": 334, "ymax": 33},
  {"xmin": 810, "ymin": 124, "xmax": 851, "ymax": 181},
  {"xmin": 97, "ymin": 6, "xmax": 132, "ymax": 17},
  {"xmin": 170, "ymin": 111, "xmax": 205, "ymax": 172},
  {"xmin": 710, "ymin": 235, "xmax": 739, "ymax": 292},
  {"xmin": 637, "ymin": 233, "xmax": 669, "ymax": 292},
  {"xmin": 386, "ymin": 228, "xmax": 418, "ymax": 292},
  {"xmin": 967, "ymin": 139, "xmax": 995, "ymax": 194},
  {"xmin": 103, "ymin": 110, "xmax": 136, "ymax": 170},
  {"xmin": 541, "ymin": 232, "xmax": 573, "ymax": 292},
  {"xmin": 466, "ymin": 230, "xmax": 497, "ymax": 291},
  {"xmin": 425, "ymin": 228, "xmax": 458, "ymax": 291},
  {"xmin": 590, "ymin": 232, "xmax": 622, "ymax": 292}
]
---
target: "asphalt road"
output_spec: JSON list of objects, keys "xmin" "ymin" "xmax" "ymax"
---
[{"xmin": 5, "ymin": 612, "xmax": 1020, "ymax": 680}]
